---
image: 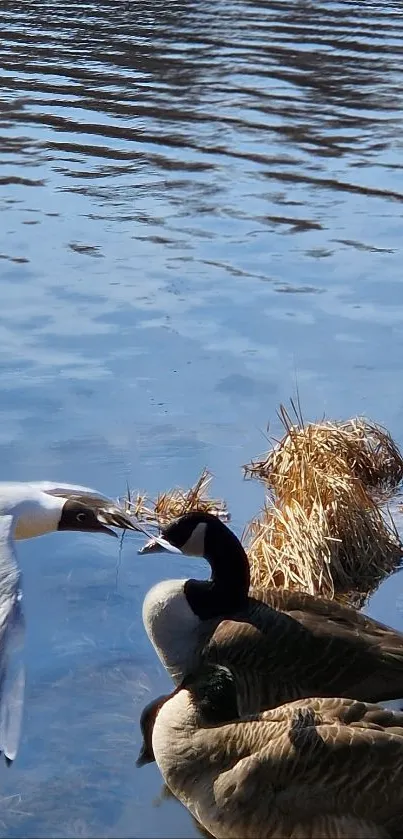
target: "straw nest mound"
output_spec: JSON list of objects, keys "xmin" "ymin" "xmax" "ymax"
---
[
  {"xmin": 122, "ymin": 468, "xmax": 229, "ymax": 527},
  {"xmin": 243, "ymin": 407, "xmax": 403, "ymax": 603},
  {"xmin": 124, "ymin": 410, "xmax": 403, "ymax": 606}
]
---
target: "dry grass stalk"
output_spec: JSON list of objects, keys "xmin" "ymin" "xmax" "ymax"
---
[
  {"xmin": 242, "ymin": 405, "xmax": 403, "ymax": 605},
  {"xmin": 123, "ymin": 468, "xmax": 229, "ymax": 527},
  {"xmin": 244, "ymin": 501, "xmax": 334, "ymax": 598}
]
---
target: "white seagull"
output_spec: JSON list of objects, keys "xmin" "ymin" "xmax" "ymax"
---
[{"xmin": 0, "ymin": 480, "xmax": 152, "ymax": 766}]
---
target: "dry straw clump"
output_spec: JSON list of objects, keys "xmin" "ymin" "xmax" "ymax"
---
[
  {"xmin": 244, "ymin": 408, "xmax": 403, "ymax": 502},
  {"xmin": 243, "ymin": 406, "xmax": 403, "ymax": 603},
  {"xmin": 123, "ymin": 468, "xmax": 229, "ymax": 527}
]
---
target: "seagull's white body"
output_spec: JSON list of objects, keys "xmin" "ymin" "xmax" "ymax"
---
[{"xmin": 0, "ymin": 480, "xmax": 138, "ymax": 764}]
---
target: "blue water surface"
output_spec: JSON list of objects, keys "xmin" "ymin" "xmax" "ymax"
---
[{"xmin": 1, "ymin": 1, "xmax": 403, "ymax": 835}]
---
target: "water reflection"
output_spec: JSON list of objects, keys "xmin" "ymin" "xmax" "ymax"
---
[{"xmin": 1, "ymin": 0, "xmax": 403, "ymax": 836}]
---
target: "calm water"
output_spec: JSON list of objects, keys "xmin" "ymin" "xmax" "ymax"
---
[{"xmin": 1, "ymin": 1, "xmax": 403, "ymax": 835}]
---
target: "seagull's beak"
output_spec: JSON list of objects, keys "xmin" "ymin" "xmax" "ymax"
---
[
  {"xmin": 95, "ymin": 508, "xmax": 157, "ymax": 539},
  {"xmin": 138, "ymin": 535, "xmax": 182, "ymax": 555}
]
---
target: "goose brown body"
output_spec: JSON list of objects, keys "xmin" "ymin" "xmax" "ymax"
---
[
  {"xmin": 141, "ymin": 512, "xmax": 403, "ymax": 714},
  {"xmin": 202, "ymin": 588, "xmax": 403, "ymax": 712},
  {"xmin": 138, "ymin": 667, "xmax": 403, "ymax": 839}
]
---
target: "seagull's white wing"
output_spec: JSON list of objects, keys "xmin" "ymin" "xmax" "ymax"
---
[
  {"xmin": 28, "ymin": 481, "xmax": 108, "ymax": 499},
  {"xmin": 0, "ymin": 481, "xmax": 108, "ymax": 503},
  {"xmin": 0, "ymin": 516, "xmax": 25, "ymax": 765}
]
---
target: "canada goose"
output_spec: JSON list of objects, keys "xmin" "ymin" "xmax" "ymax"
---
[
  {"xmin": 137, "ymin": 663, "xmax": 403, "ymax": 839},
  {"xmin": 139, "ymin": 511, "xmax": 403, "ymax": 713},
  {"xmin": 0, "ymin": 479, "xmax": 153, "ymax": 765}
]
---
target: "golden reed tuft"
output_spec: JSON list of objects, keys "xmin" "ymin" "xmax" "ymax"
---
[{"xmin": 243, "ymin": 405, "xmax": 403, "ymax": 605}]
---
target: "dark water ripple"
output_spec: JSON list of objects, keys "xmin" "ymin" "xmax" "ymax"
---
[{"xmin": 1, "ymin": 2, "xmax": 403, "ymax": 837}]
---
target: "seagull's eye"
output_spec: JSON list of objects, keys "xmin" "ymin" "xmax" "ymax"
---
[{"xmin": 76, "ymin": 512, "xmax": 86, "ymax": 523}]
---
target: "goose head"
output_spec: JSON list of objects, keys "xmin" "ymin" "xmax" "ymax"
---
[
  {"xmin": 136, "ymin": 664, "xmax": 239, "ymax": 768},
  {"xmin": 136, "ymin": 692, "xmax": 170, "ymax": 767},
  {"xmin": 139, "ymin": 512, "xmax": 250, "ymax": 608},
  {"xmin": 139, "ymin": 511, "xmax": 234, "ymax": 560}
]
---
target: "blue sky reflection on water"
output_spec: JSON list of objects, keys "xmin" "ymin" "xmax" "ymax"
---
[{"xmin": 1, "ymin": 1, "xmax": 403, "ymax": 835}]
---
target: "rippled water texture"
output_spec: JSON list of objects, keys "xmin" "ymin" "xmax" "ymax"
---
[{"xmin": 1, "ymin": 1, "xmax": 403, "ymax": 836}]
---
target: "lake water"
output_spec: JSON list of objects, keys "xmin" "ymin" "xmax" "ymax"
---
[{"xmin": 1, "ymin": 1, "xmax": 403, "ymax": 836}]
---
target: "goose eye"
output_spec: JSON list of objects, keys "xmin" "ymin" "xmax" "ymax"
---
[{"xmin": 76, "ymin": 512, "xmax": 86, "ymax": 523}]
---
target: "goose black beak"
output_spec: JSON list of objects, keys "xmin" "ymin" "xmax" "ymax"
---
[{"xmin": 138, "ymin": 535, "xmax": 182, "ymax": 555}]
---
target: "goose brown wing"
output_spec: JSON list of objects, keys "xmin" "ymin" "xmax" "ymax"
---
[
  {"xmin": 203, "ymin": 589, "xmax": 403, "ymax": 708},
  {"xmin": 258, "ymin": 589, "xmax": 403, "ymax": 702},
  {"xmin": 260, "ymin": 695, "xmax": 403, "ymax": 730},
  {"xmin": 255, "ymin": 587, "xmax": 403, "ymax": 646},
  {"xmin": 253, "ymin": 588, "xmax": 403, "ymax": 700},
  {"xmin": 211, "ymin": 700, "xmax": 403, "ymax": 837}
]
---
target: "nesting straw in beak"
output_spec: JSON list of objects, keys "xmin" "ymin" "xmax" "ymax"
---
[
  {"xmin": 138, "ymin": 535, "xmax": 183, "ymax": 555},
  {"xmin": 95, "ymin": 506, "xmax": 161, "ymax": 541}
]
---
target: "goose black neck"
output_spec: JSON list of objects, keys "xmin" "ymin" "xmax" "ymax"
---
[
  {"xmin": 182, "ymin": 665, "xmax": 239, "ymax": 724},
  {"xmin": 184, "ymin": 523, "xmax": 250, "ymax": 620}
]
